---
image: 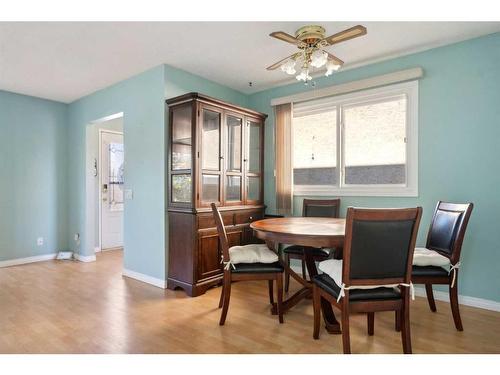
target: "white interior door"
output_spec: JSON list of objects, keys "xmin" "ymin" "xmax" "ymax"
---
[{"xmin": 100, "ymin": 131, "xmax": 124, "ymax": 250}]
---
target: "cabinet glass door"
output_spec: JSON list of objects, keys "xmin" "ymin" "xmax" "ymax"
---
[
  {"xmin": 170, "ymin": 104, "xmax": 192, "ymax": 205},
  {"xmin": 199, "ymin": 106, "xmax": 223, "ymax": 206},
  {"xmin": 226, "ymin": 115, "xmax": 242, "ymax": 172},
  {"xmin": 247, "ymin": 120, "xmax": 261, "ymax": 174},
  {"xmin": 201, "ymin": 109, "xmax": 221, "ymax": 171},
  {"xmin": 245, "ymin": 119, "xmax": 263, "ymax": 204},
  {"xmin": 171, "ymin": 105, "xmax": 192, "ymax": 171},
  {"xmin": 225, "ymin": 114, "xmax": 244, "ymax": 204},
  {"xmin": 226, "ymin": 175, "xmax": 241, "ymax": 202}
]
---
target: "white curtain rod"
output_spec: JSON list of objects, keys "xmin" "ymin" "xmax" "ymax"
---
[{"xmin": 270, "ymin": 67, "xmax": 423, "ymax": 106}]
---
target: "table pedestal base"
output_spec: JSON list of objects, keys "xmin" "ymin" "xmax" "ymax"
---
[{"xmin": 270, "ymin": 248, "xmax": 341, "ymax": 334}]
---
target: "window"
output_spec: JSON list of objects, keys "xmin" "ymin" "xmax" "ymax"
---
[{"xmin": 292, "ymin": 81, "xmax": 418, "ymax": 196}]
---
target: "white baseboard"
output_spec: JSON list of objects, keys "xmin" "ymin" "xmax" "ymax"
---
[
  {"xmin": 414, "ymin": 287, "xmax": 500, "ymax": 312},
  {"xmin": 94, "ymin": 246, "xmax": 101, "ymax": 253},
  {"xmin": 122, "ymin": 268, "xmax": 166, "ymax": 289},
  {"xmin": 290, "ymin": 265, "xmax": 500, "ymax": 312},
  {"xmin": 74, "ymin": 253, "xmax": 97, "ymax": 262},
  {"xmin": 0, "ymin": 253, "xmax": 57, "ymax": 268}
]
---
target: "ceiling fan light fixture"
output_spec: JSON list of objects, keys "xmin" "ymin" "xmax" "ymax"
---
[
  {"xmin": 296, "ymin": 67, "xmax": 312, "ymax": 82},
  {"xmin": 280, "ymin": 59, "xmax": 297, "ymax": 75},
  {"xmin": 310, "ymin": 50, "xmax": 328, "ymax": 68},
  {"xmin": 267, "ymin": 24, "xmax": 366, "ymax": 83},
  {"xmin": 325, "ymin": 59, "xmax": 342, "ymax": 76}
]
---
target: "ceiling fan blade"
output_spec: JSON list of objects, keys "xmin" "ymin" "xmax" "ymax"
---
[
  {"xmin": 323, "ymin": 51, "xmax": 344, "ymax": 66},
  {"xmin": 323, "ymin": 25, "xmax": 367, "ymax": 46},
  {"xmin": 270, "ymin": 31, "xmax": 306, "ymax": 47},
  {"xmin": 266, "ymin": 53, "xmax": 300, "ymax": 71}
]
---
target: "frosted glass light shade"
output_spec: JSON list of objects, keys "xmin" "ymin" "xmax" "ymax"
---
[
  {"xmin": 310, "ymin": 50, "xmax": 327, "ymax": 68},
  {"xmin": 281, "ymin": 59, "xmax": 296, "ymax": 75}
]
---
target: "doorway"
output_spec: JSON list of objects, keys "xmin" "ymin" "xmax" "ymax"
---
[{"xmin": 99, "ymin": 129, "xmax": 124, "ymax": 251}]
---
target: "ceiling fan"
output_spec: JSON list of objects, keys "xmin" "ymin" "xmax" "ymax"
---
[{"xmin": 267, "ymin": 24, "xmax": 367, "ymax": 82}]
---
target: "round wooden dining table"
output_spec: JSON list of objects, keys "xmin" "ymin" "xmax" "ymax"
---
[{"xmin": 250, "ymin": 217, "xmax": 346, "ymax": 334}]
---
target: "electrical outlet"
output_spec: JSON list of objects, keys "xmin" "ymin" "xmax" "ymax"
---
[
  {"xmin": 74, "ymin": 233, "xmax": 80, "ymax": 242},
  {"xmin": 37, "ymin": 237, "xmax": 44, "ymax": 246}
]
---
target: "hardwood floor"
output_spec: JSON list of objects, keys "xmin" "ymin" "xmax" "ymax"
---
[{"xmin": 0, "ymin": 250, "xmax": 498, "ymax": 354}]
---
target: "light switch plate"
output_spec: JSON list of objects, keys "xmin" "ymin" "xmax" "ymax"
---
[{"xmin": 125, "ymin": 189, "xmax": 133, "ymax": 200}]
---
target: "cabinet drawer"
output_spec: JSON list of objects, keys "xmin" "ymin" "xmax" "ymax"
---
[
  {"xmin": 198, "ymin": 212, "xmax": 234, "ymax": 229},
  {"xmin": 234, "ymin": 209, "xmax": 263, "ymax": 225}
]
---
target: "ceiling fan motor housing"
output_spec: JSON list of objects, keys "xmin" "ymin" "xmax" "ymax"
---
[{"xmin": 295, "ymin": 25, "xmax": 326, "ymax": 45}]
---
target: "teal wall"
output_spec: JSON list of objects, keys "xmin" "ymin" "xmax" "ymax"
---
[
  {"xmin": 67, "ymin": 65, "xmax": 166, "ymax": 279},
  {"xmin": 64, "ymin": 64, "xmax": 249, "ymax": 280},
  {"xmin": 0, "ymin": 90, "xmax": 68, "ymax": 261},
  {"xmin": 247, "ymin": 32, "xmax": 500, "ymax": 302},
  {"xmin": 164, "ymin": 65, "xmax": 248, "ymax": 105}
]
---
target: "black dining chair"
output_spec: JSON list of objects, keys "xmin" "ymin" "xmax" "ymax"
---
[
  {"xmin": 211, "ymin": 203, "xmax": 284, "ymax": 325},
  {"xmin": 283, "ymin": 198, "xmax": 340, "ymax": 292},
  {"xmin": 409, "ymin": 201, "xmax": 473, "ymax": 331},
  {"xmin": 312, "ymin": 207, "xmax": 422, "ymax": 354}
]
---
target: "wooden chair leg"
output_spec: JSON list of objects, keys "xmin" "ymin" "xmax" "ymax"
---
[
  {"xmin": 284, "ymin": 253, "xmax": 290, "ymax": 293},
  {"xmin": 276, "ymin": 274, "xmax": 284, "ymax": 324},
  {"xmin": 301, "ymin": 258, "xmax": 307, "ymax": 280},
  {"xmin": 425, "ymin": 283, "xmax": 437, "ymax": 312},
  {"xmin": 395, "ymin": 310, "xmax": 401, "ymax": 332},
  {"xmin": 341, "ymin": 300, "xmax": 351, "ymax": 354},
  {"xmin": 218, "ymin": 283, "xmax": 225, "ymax": 308},
  {"xmin": 312, "ymin": 285, "xmax": 321, "ymax": 339},
  {"xmin": 401, "ymin": 289, "xmax": 412, "ymax": 354},
  {"xmin": 219, "ymin": 276, "xmax": 231, "ymax": 326},
  {"xmin": 268, "ymin": 280, "xmax": 274, "ymax": 305},
  {"xmin": 367, "ymin": 312, "xmax": 374, "ymax": 336},
  {"xmin": 450, "ymin": 278, "xmax": 463, "ymax": 331}
]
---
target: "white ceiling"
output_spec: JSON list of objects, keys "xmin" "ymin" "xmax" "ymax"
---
[{"xmin": 1, "ymin": 22, "xmax": 499, "ymax": 103}]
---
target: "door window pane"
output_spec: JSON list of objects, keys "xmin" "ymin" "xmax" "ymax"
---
[
  {"xmin": 247, "ymin": 121, "xmax": 261, "ymax": 173},
  {"xmin": 108, "ymin": 142, "xmax": 124, "ymax": 210},
  {"xmin": 171, "ymin": 106, "xmax": 192, "ymax": 170},
  {"xmin": 344, "ymin": 98, "xmax": 406, "ymax": 184},
  {"xmin": 227, "ymin": 115, "xmax": 242, "ymax": 172},
  {"xmin": 202, "ymin": 174, "xmax": 220, "ymax": 202},
  {"xmin": 293, "ymin": 110, "xmax": 337, "ymax": 185},
  {"xmin": 202, "ymin": 110, "xmax": 220, "ymax": 170},
  {"xmin": 172, "ymin": 174, "xmax": 191, "ymax": 203},
  {"xmin": 247, "ymin": 176, "xmax": 260, "ymax": 201},
  {"xmin": 226, "ymin": 176, "xmax": 241, "ymax": 201}
]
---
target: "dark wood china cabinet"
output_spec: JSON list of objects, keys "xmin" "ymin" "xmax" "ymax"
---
[{"xmin": 166, "ymin": 93, "xmax": 267, "ymax": 296}]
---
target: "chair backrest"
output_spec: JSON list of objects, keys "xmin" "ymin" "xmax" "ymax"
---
[
  {"xmin": 342, "ymin": 207, "xmax": 422, "ymax": 287},
  {"xmin": 302, "ymin": 198, "xmax": 340, "ymax": 218},
  {"xmin": 211, "ymin": 203, "xmax": 230, "ymax": 264},
  {"xmin": 426, "ymin": 201, "xmax": 473, "ymax": 264}
]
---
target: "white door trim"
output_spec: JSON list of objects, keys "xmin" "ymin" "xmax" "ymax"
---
[{"xmin": 98, "ymin": 129, "xmax": 124, "ymax": 252}]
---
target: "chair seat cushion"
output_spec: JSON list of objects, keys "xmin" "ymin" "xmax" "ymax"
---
[
  {"xmin": 412, "ymin": 265, "xmax": 449, "ymax": 278},
  {"xmin": 313, "ymin": 274, "xmax": 401, "ymax": 301},
  {"xmin": 283, "ymin": 245, "xmax": 330, "ymax": 257},
  {"xmin": 232, "ymin": 262, "xmax": 284, "ymax": 274},
  {"xmin": 229, "ymin": 244, "xmax": 278, "ymax": 265},
  {"xmin": 318, "ymin": 259, "xmax": 399, "ymax": 290},
  {"xmin": 413, "ymin": 247, "xmax": 450, "ymax": 267}
]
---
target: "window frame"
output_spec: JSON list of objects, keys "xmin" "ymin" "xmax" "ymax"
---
[{"xmin": 292, "ymin": 80, "xmax": 418, "ymax": 197}]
